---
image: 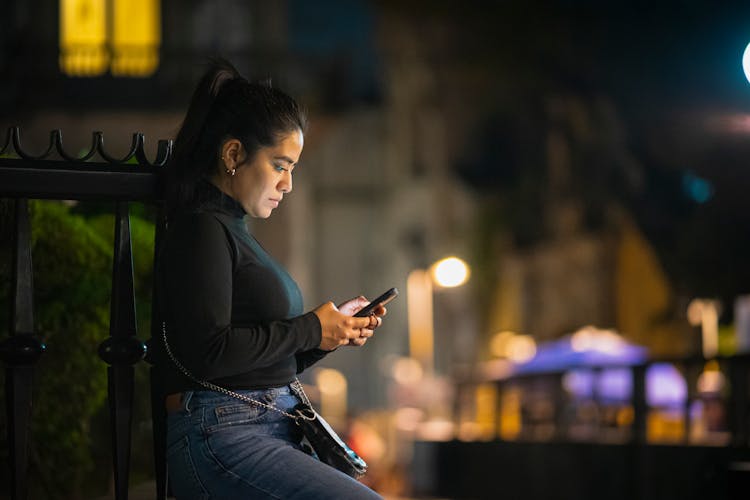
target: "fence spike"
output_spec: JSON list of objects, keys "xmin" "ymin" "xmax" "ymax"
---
[
  {"xmin": 1, "ymin": 127, "xmax": 12, "ymax": 156},
  {"xmin": 153, "ymin": 140, "xmax": 173, "ymax": 167},
  {"xmin": 11, "ymin": 127, "xmax": 55, "ymax": 161},
  {"xmin": 96, "ymin": 132, "xmax": 142, "ymax": 164},
  {"xmin": 54, "ymin": 129, "xmax": 98, "ymax": 162}
]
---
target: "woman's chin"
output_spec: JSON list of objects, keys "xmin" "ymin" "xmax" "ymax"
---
[{"xmin": 251, "ymin": 209, "xmax": 273, "ymax": 219}]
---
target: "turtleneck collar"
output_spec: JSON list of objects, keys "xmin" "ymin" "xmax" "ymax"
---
[{"xmin": 193, "ymin": 179, "xmax": 246, "ymax": 218}]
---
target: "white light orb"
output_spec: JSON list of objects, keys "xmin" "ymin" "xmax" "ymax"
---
[
  {"xmin": 743, "ymin": 41, "xmax": 750, "ymax": 84},
  {"xmin": 431, "ymin": 257, "xmax": 470, "ymax": 288}
]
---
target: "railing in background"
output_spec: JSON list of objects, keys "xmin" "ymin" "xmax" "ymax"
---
[
  {"xmin": 458, "ymin": 354, "xmax": 750, "ymax": 447},
  {"xmin": 0, "ymin": 126, "xmax": 172, "ymax": 500},
  {"xmin": 439, "ymin": 354, "xmax": 750, "ymax": 498}
]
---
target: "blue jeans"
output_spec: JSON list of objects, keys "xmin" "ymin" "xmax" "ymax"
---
[{"xmin": 166, "ymin": 385, "xmax": 383, "ymax": 499}]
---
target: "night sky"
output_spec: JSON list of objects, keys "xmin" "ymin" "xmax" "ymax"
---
[{"xmin": 381, "ymin": 0, "xmax": 750, "ymax": 308}]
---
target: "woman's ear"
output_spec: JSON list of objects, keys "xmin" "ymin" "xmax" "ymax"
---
[{"xmin": 220, "ymin": 139, "xmax": 243, "ymax": 169}]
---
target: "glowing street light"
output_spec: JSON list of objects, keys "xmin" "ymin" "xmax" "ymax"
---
[
  {"xmin": 407, "ymin": 256, "xmax": 470, "ymax": 374},
  {"xmin": 743, "ymin": 41, "xmax": 750, "ymax": 84},
  {"xmin": 431, "ymin": 256, "xmax": 470, "ymax": 288}
]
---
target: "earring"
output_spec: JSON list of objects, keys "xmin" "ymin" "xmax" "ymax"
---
[{"xmin": 226, "ymin": 167, "xmax": 236, "ymax": 176}]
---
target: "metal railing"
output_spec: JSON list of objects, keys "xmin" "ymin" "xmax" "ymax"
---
[
  {"xmin": 428, "ymin": 355, "xmax": 750, "ymax": 499},
  {"xmin": 0, "ymin": 126, "xmax": 171, "ymax": 500},
  {"xmin": 460, "ymin": 354, "xmax": 750, "ymax": 447}
]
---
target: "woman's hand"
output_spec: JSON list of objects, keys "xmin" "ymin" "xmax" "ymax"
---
[
  {"xmin": 313, "ymin": 301, "xmax": 377, "ymax": 351},
  {"xmin": 337, "ymin": 296, "xmax": 387, "ymax": 347}
]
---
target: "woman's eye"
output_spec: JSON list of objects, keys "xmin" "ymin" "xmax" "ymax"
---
[{"xmin": 274, "ymin": 165, "xmax": 288, "ymax": 172}]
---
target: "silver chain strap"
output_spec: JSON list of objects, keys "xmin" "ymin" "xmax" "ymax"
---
[{"xmin": 161, "ymin": 322, "xmax": 316, "ymax": 422}]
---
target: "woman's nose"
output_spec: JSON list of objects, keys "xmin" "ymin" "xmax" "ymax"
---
[{"xmin": 279, "ymin": 171, "xmax": 292, "ymax": 193}]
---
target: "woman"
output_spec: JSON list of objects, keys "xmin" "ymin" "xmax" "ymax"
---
[{"xmin": 157, "ymin": 59, "xmax": 385, "ymax": 499}]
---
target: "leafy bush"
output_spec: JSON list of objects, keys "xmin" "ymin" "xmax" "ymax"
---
[{"xmin": 0, "ymin": 200, "xmax": 156, "ymax": 499}]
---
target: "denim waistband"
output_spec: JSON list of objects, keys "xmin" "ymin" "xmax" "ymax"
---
[
  {"xmin": 180, "ymin": 384, "xmax": 297, "ymax": 411},
  {"xmin": 190, "ymin": 385, "xmax": 291, "ymax": 400}
]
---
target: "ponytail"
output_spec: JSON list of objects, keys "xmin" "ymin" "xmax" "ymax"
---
[
  {"xmin": 165, "ymin": 58, "xmax": 306, "ymax": 217},
  {"xmin": 166, "ymin": 59, "xmax": 241, "ymax": 215}
]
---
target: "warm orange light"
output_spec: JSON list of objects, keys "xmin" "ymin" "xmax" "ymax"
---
[
  {"xmin": 317, "ymin": 368, "xmax": 347, "ymax": 395},
  {"xmin": 407, "ymin": 269, "xmax": 434, "ymax": 373},
  {"xmin": 687, "ymin": 299, "xmax": 720, "ymax": 358},
  {"xmin": 571, "ymin": 325, "xmax": 625, "ymax": 354},
  {"xmin": 393, "ymin": 407, "xmax": 425, "ymax": 432},
  {"xmin": 489, "ymin": 331, "xmax": 516, "ymax": 358},
  {"xmin": 416, "ymin": 419, "xmax": 455, "ymax": 441},
  {"xmin": 431, "ymin": 256, "xmax": 470, "ymax": 288},
  {"xmin": 391, "ymin": 357, "xmax": 423, "ymax": 385},
  {"xmin": 315, "ymin": 368, "xmax": 347, "ymax": 429},
  {"xmin": 499, "ymin": 387, "xmax": 522, "ymax": 440},
  {"xmin": 474, "ymin": 383, "xmax": 497, "ymax": 440},
  {"xmin": 490, "ymin": 331, "xmax": 536, "ymax": 362},
  {"xmin": 506, "ymin": 335, "xmax": 537, "ymax": 363},
  {"xmin": 697, "ymin": 361, "xmax": 725, "ymax": 394}
]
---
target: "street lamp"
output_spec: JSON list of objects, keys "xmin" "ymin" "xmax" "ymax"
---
[
  {"xmin": 743, "ymin": 41, "xmax": 750, "ymax": 84},
  {"xmin": 432, "ymin": 256, "xmax": 471, "ymax": 288},
  {"xmin": 407, "ymin": 256, "xmax": 470, "ymax": 375}
]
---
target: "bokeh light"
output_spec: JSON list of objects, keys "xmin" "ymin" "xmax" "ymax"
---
[
  {"xmin": 431, "ymin": 256, "xmax": 470, "ymax": 288},
  {"xmin": 316, "ymin": 368, "xmax": 347, "ymax": 395},
  {"xmin": 743, "ymin": 41, "xmax": 750, "ymax": 84}
]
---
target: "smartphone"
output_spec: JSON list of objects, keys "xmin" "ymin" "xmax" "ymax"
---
[{"xmin": 353, "ymin": 287, "xmax": 399, "ymax": 317}]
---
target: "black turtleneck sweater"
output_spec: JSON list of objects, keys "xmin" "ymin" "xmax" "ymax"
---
[{"xmin": 157, "ymin": 181, "xmax": 327, "ymax": 394}]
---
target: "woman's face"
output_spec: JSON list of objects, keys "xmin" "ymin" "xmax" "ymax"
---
[{"xmin": 220, "ymin": 129, "xmax": 304, "ymax": 218}]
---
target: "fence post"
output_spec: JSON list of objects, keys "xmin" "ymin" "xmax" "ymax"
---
[
  {"xmin": 632, "ymin": 363, "xmax": 647, "ymax": 444},
  {"xmin": 1, "ymin": 199, "xmax": 46, "ymax": 500},
  {"xmin": 98, "ymin": 201, "xmax": 147, "ymax": 500},
  {"xmin": 728, "ymin": 356, "xmax": 749, "ymax": 447}
]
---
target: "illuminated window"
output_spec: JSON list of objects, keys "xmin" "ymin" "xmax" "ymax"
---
[
  {"xmin": 112, "ymin": 0, "xmax": 160, "ymax": 76},
  {"xmin": 59, "ymin": 0, "xmax": 161, "ymax": 77},
  {"xmin": 59, "ymin": 0, "xmax": 109, "ymax": 76}
]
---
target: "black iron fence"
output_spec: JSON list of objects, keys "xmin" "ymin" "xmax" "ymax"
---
[{"xmin": 0, "ymin": 126, "xmax": 171, "ymax": 499}]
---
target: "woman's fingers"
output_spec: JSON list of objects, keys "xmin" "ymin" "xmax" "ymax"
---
[
  {"xmin": 349, "ymin": 315, "xmax": 372, "ymax": 331},
  {"xmin": 313, "ymin": 299, "xmax": 388, "ymax": 350},
  {"xmin": 349, "ymin": 328, "xmax": 373, "ymax": 346},
  {"xmin": 369, "ymin": 315, "xmax": 382, "ymax": 329},
  {"xmin": 314, "ymin": 302, "xmax": 376, "ymax": 350}
]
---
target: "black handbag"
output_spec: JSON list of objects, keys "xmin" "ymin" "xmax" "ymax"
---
[
  {"xmin": 162, "ymin": 322, "xmax": 368, "ymax": 479},
  {"xmin": 292, "ymin": 401, "xmax": 368, "ymax": 478}
]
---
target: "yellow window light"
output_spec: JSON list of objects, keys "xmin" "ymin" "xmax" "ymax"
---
[
  {"xmin": 59, "ymin": 0, "xmax": 160, "ymax": 77},
  {"xmin": 112, "ymin": 0, "xmax": 161, "ymax": 77},
  {"xmin": 60, "ymin": 0, "xmax": 109, "ymax": 76}
]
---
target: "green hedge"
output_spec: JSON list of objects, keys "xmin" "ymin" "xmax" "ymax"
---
[{"xmin": 0, "ymin": 200, "xmax": 156, "ymax": 499}]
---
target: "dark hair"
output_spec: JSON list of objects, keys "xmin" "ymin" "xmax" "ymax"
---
[{"xmin": 166, "ymin": 58, "xmax": 307, "ymax": 215}]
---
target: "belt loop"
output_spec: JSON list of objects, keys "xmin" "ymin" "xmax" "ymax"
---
[{"xmin": 182, "ymin": 391, "xmax": 194, "ymax": 414}]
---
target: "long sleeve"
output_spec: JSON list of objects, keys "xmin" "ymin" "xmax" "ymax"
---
[
  {"xmin": 160, "ymin": 212, "xmax": 321, "ymax": 386},
  {"xmin": 295, "ymin": 348, "xmax": 330, "ymax": 374}
]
